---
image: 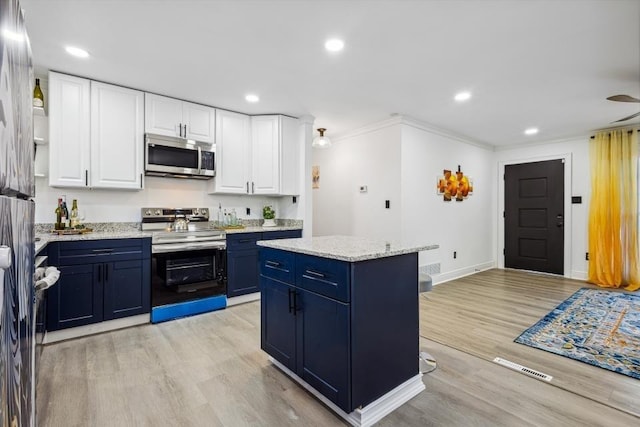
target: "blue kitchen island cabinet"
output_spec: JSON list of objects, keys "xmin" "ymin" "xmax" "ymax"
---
[
  {"xmin": 46, "ymin": 238, "xmax": 151, "ymax": 330},
  {"xmin": 258, "ymin": 236, "xmax": 438, "ymax": 427}
]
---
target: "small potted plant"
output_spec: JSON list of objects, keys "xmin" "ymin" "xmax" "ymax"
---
[{"xmin": 262, "ymin": 205, "xmax": 276, "ymax": 227}]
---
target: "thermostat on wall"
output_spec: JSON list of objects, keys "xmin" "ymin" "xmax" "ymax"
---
[{"xmin": 359, "ymin": 186, "xmax": 368, "ymax": 193}]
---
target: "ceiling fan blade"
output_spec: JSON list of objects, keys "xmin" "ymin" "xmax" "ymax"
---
[
  {"xmin": 607, "ymin": 94, "xmax": 640, "ymax": 103},
  {"xmin": 611, "ymin": 111, "xmax": 640, "ymax": 123}
]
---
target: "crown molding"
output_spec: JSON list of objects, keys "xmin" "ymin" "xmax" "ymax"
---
[
  {"xmin": 493, "ymin": 133, "xmax": 591, "ymax": 151},
  {"xmin": 332, "ymin": 115, "xmax": 494, "ymax": 150}
]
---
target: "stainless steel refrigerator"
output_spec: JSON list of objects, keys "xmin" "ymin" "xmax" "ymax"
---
[{"xmin": 0, "ymin": 0, "xmax": 36, "ymax": 425}]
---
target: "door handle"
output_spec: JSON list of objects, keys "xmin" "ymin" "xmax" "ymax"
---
[
  {"xmin": 98, "ymin": 264, "xmax": 102, "ymax": 281},
  {"xmin": 292, "ymin": 291, "xmax": 298, "ymax": 316},
  {"xmin": 288, "ymin": 288, "xmax": 293, "ymax": 314},
  {"xmin": 85, "ymin": 170, "xmax": 88, "ymax": 186},
  {"xmin": 184, "ymin": 124, "xmax": 187, "ymax": 136},
  {"xmin": 246, "ymin": 182, "xmax": 249, "ymax": 194},
  {"xmin": 252, "ymin": 182, "xmax": 255, "ymax": 193},
  {"xmin": 265, "ymin": 260, "xmax": 281, "ymax": 268}
]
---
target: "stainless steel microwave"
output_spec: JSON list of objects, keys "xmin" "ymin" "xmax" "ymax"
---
[{"xmin": 145, "ymin": 134, "xmax": 215, "ymax": 179}]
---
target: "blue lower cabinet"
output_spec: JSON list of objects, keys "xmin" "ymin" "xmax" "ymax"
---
[
  {"xmin": 227, "ymin": 249, "xmax": 260, "ymax": 297},
  {"xmin": 47, "ymin": 239, "xmax": 151, "ymax": 331},
  {"xmin": 261, "ymin": 276, "xmax": 297, "ymax": 371},
  {"xmin": 48, "ymin": 263, "xmax": 103, "ymax": 330},
  {"xmin": 103, "ymin": 260, "xmax": 151, "ymax": 320},
  {"xmin": 228, "ymin": 230, "xmax": 302, "ymax": 298}
]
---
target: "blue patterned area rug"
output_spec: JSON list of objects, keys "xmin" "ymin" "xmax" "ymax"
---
[{"xmin": 515, "ymin": 288, "xmax": 640, "ymax": 380}]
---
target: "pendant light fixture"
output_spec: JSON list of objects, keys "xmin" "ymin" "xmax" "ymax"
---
[{"xmin": 312, "ymin": 128, "xmax": 332, "ymax": 148}]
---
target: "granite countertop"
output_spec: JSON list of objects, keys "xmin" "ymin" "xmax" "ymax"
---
[
  {"xmin": 34, "ymin": 230, "xmax": 153, "ymax": 255},
  {"xmin": 257, "ymin": 235, "xmax": 439, "ymax": 262},
  {"xmin": 224, "ymin": 225, "xmax": 303, "ymax": 234}
]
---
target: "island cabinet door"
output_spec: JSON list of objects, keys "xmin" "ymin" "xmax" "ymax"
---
[
  {"xmin": 296, "ymin": 289, "xmax": 351, "ymax": 412},
  {"xmin": 261, "ymin": 276, "xmax": 297, "ymax": 371}
]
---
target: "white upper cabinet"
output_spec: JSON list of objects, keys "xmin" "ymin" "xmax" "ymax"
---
[
  {"xmin": 49, "ymin": 72, "xmax": 144, "ymax": 190},
  {"xmin": 210, "ymin": 110, "xmax": 251, "ymax": 194},
  {"xmin": 251, "ymin": 116, "xmax": 280, "ymax": 195},
  {"xmin": 209, "ymin": 114, "xmax": 300, "ymax": 195},
  {"xmin": 90, "ymin": 82, "xmax": 144, "ymax": 189},
  {"xmin": 49, "ymin": 72, "xmax": 91, "ymax": 188},
  {"xmin": 145, "ymin": 93, "xmax": 215, "ymax": 143}
]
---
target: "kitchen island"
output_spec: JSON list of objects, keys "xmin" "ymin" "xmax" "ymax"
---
[{"xmin": 257, "ymin": 235, "xmax": 437, "ymax": 427}]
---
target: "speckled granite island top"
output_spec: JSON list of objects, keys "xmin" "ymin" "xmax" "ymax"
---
[{"xmin": 257, "ymin": 235, "xmax": 438, "ymax": 262}]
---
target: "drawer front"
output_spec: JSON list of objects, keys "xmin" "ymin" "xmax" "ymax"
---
[
  {"xmin": 296, "ymin": 254, "xmax": 350, "ymax": 302},
  {"xmin": 260, "ymin": 248, "xmax": 295, "ymax": 284},
  {"xmin": 227, "ymin": 232, "xmax": 262, "ymax": 251},
  {"xmin": 262, "ymin": 229, "xmax": 302, "ymax": 240},
  {"xmin": 57, "ymin": 238, "xmax": 149, "ymax": 265}
]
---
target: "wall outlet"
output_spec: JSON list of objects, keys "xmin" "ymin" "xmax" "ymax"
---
[
  {"xmin": 585, "ymin": 252, "xmax": 589, "ymax": 261},
  {"xmin": 246, "ymin": 208, "xmax": 250, "ymax": 216},
  {"xmin": 385, "ymin": 200, "xmax": 390, "ymax": 209},
  {"xmin": 359, "ymin": 186, "xmax": 368, "ymax": 193},
  {"xmin": 292, "ymin": 196, "xmax": 297, "ymax": 203}
]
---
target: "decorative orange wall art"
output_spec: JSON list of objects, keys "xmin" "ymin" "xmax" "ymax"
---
[{"xmin": 437, "ymin": 166, "xmax": 473, "ymax": 202}]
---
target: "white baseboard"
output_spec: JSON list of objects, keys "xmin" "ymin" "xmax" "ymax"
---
[
  {"xmin": 43, "ymin": 314, "xmax": 149, "ymax": 344},
  {"xmin": 432, "ymin": 261, "xmax": 495, "ymax": 285},
  {"xmin": 269, "ymin": 357, "xmax": 424, "ymax": 427},
  {"xmin": 571, "ymin": 270, "xmax": 588, "ymax": 281},
  {"xmin": 226, "ymin": 292, "xmax": 260, "ymax": 307}
]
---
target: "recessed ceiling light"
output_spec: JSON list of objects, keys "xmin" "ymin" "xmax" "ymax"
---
[
  {"xmin": 245, "ymin": 94, "xmax": 260, "ymax": 103},
  {"xmin": 524, "ymin": 127, "xmax": 539, "ymax": 135},
  {"xmin": 454, "ymin": 91, "xmax": 472, "ymax": 102},
  {"xmin": 324, "ymin": 39, "xmax": 344, "ymax": 52},
  {"xmin": 65, "ymin": 46, "xmax": 90, "ymax": 58},
  {"xmin": 2, "ymin": 28, "xmax": 25, "ymax": 42}
]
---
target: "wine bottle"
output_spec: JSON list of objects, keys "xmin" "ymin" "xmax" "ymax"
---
[
  {"xmin": 61, "ymin": 201, "xmax": 69, "ymax": 228},
  {"xmin": 54, "ymin": 198, "xmax": 63, "ymax": 230},
  {"xmin": 33, "ymin": 78, "xmax": 44, "ymax": 108},
  {"xmin": 70, "ymin": 199, "xmax": 79, "ymax": 228}
]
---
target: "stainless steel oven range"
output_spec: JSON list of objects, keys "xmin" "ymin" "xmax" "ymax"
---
[{"xmin": 142, "ymin": 207, "xmax": 227, "ymax": 323}]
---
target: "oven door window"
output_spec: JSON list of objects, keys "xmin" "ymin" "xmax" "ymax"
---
[
  {"xmin": 148, "ymin": 145, "xmax": 198, "ymax": 169},
  {"xmin": 152, "ymin": 249, "xmax": 227, "ymax": 307}
]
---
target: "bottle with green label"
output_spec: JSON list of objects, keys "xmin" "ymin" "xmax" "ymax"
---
[{"xmin": 54, "ymin": 198, "xmax": 63, "ymax": 230}]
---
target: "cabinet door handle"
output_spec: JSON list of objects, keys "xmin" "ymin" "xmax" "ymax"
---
[
  {"xmin": 265, "ymin": 260, "xmax": 281, "ymax": 268},
  {"xmin": 105, "ymin": 264, "xmax": 108, "ymax": 282},
  {"xmin": 252, "ymin": 182, "xmax": 255, "ymax": 193},
  {"xmin": 288, "ymin": 288, "xmax": 293, "ymax": 314},
  {"xmin": 98, "ymin": 264, "xmax": 102, "ymax": 281},
  {"xmin": 184, "ymin": 124, "xmax": 187, "ymax": 136},
  {"xmin": 85, "ymin": 170, "xmax": 88, "ymax": 186},
  {"xmin": 305, "ymin": 269, "xmax": 326, "ymax": 279},
  {"xmin": 292, "ymin": 291, "xmax": 298, "ymax": 316},
  {"xmin": 92, "ymin": 248, "xmax": 114, "ymax": 253},
  {"xmin": 246, "ymin": 182, "xmax": 249, "ymax": 194},
  {"xmin": 238, "ymin": 238, "xmax": 253, "ymax": 243},
  {"xmin": 140, "ymin": 173, "xmax": 143, "ymax": 189}
]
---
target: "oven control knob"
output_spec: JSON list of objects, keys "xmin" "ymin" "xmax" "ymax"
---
[
  {"xmin": 193, "ymin": 208, "xmax": 199, "ymax": 215},
  {"xmin": 201, "ymin": 208, "xmax": 208, "ymax": 216},
  {"xmin": 144, "ymin": 209, "xmax": 152, "ymax": 217},
  {"xmin": 155, "ymin": 209, "xmax": 162, "ymax": 216}
]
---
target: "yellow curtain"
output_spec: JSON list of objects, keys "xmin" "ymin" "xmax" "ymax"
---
[{"xmin": 588, "ymin": 129, "xmax": 639, "ymax": 290}]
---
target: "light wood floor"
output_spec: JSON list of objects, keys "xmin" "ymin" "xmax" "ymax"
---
[
  {"xmin": 37, "ymin": 270, "xmax": 640, "ymax": 426},
  {"xmin": 420, "ymin": 269, "xmax": 640, "ymax": 419}
]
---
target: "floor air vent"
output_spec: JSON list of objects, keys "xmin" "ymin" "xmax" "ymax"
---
[{"xmin": 493, "ymin": 357, "xmax": 553, "ymax": 382}]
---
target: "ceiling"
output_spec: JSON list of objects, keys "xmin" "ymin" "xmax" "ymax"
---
[{"xmin": 20, "ymin": 0, "xmax": 640, "ymax": 147}]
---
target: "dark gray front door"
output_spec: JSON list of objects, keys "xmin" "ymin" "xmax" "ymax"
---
[{"xmin": 505, "ymin": 160, "xmax": 564, "ymax": 274}]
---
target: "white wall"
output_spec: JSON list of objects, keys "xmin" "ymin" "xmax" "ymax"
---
[
  {"xmin": 312, "ymin": 116, "xmax": 495, "ymax": 282},
  {"xmin": 400, "ymin": 121, "xmax": 495, "ymax": 281},
  {"xmin": 493, "ymin": 136, "xmax": 590, "ymax": 279},
  {"xmin": 312, "ymin": 121, "xmax": 401, "ymax": 241},
  {"xmin": 34, "ymin": 176, "xmax": 303, "ymax": 224}
]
